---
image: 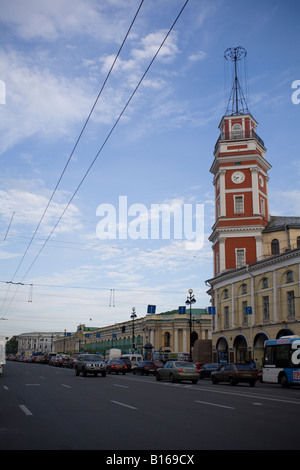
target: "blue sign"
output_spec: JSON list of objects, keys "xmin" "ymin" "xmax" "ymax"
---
[
  {"xmin": 96, "ymin": 333, "xmax": 101, "ymax": 338},
  {"xmin": 208, "ymin": 306, "xmax": 216, "ymax": 315},
  {"xmin": 246, "ymin": 306, "xmax": 252, "ymax": 315},
  {"xmin": 147, "ymin": 305, "xmax": 156, "ymax": 314},
  {"xmin": 178, "ymin": 306, "xmax": 186, "ymax": 314}
]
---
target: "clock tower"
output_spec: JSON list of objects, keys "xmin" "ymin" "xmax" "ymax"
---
[{"xmin": 209, "ymin": 47, "xmax": 272, "ymax": 275}]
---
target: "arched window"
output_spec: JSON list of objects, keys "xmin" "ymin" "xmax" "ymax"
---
[
  {"xmin": 164, "ymin": 332, "xmax": 171, "ymax": 347},
  {"xmin": 232, "ymin": 123, "xmax": 242, "ymax": 139},
  {"xmin": 271, "ymin": 238, "xmax": 280, "ymax": 255}
]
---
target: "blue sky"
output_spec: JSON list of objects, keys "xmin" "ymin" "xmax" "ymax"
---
[{"xmin": 0, "ymin": 0, "xmax": 299, "ymax": 339}]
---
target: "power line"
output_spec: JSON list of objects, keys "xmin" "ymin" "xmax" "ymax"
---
[
  {"xmin": 7, "ymin": 0, "xmax": 145, "ymax": 285},
  {"xmin": 18, "ymin": 0, "xmax": 191, "ymax": 283},
  {"xmin": 0, "ymin": 1, "xmax": 145, "ymax": 316}
]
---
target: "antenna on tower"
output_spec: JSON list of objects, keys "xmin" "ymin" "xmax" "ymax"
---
[{"xmin": 224, "ymin": 46, "xmax": 249, "ymax": 116}]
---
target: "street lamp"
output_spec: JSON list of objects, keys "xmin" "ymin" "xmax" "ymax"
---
[
  {"xmin": 185, "ymin": 288, "xmax": 196, "ymax": 360},
  {"xmin": 130, "ymin": 307, "xmax": 137, "ymax": 352}
]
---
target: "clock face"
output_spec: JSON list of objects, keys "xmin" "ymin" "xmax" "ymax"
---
[{"xmin": 231, "ymin": 171, "xmax": 245, "ymax": 184}]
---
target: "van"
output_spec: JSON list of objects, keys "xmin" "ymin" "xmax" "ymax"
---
[{"xmin": 121, "ymin": 354, "xmax": 143, "ymax": 369}]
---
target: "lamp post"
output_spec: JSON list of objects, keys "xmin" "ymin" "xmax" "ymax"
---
[
  {"xmin": 130, "ymin": 307, "xmax": 137, "ymax": 352},
  {"xmin": 185, "ymin": 288, "xmax": 196, "ymax": 360}
]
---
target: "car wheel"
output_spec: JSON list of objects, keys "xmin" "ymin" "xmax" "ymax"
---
[
  {"xmin": 249, "ymin": 380, "xmax": 256, "ymax": 387},
  {"xmin": 192, "ymin": 380, "xmax": 198, "ymax": 384},
  {"xmin": 75, "ymin": 367, "xmax": 79, "ymax": 376},
  {"xmin": 212, "ymin": 376, "xmax": 218, "ymax": 384},
  {"xmin": 229, "ymin": 377, "xmax": 236, "ymax": 386},
  {"xmin": 156, "ymin": 373, "xmax": 161, "ymax": 381},
  {"xmin": 101, "ymin": 371, "xmax": 106, "ymax": 377},
  {"xmin": 83, "ymin": 369, "xmax": 87, "ymax": 377},
  {"xmin": 170, "ymin": 373, "xmax": 176, "ymax": 383}
]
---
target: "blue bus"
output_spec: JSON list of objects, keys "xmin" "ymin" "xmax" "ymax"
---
[{"xmin": 262, "ymin": 336, "xmax": 300, "ymax": 387}]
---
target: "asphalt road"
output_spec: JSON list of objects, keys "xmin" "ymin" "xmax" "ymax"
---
[{"xmin": 1, "ymin": 361, "xmax": 300, "ymax": 452}]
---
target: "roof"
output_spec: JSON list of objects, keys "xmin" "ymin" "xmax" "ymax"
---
[
  {"xmin": 157, "ymin": 308, "xmax": 208, "ymax": 316},
  {"xmin": 264, "ymin": 216, "xmax": 300, "ymax": 233}
]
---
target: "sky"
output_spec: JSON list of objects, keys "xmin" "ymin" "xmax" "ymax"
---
[{"xmin": 0, "ymin": 0, "xmax": 299, "ymax": 339}]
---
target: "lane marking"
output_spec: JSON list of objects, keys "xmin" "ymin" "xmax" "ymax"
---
[
  {"xmin": 111, "ymin": 400, "xmax": 137, "ymax": 410},
  {"xmin": 25, "ymin": 384, "xmax": 40, "ymax": 386},
  {"xmin": 3, "ymin": 385, "xmax": 9, "ymax": 390},
  {"xmin": 195, "ymin": 400, "xmax": 235, "ymax": 410},
  {"xmin": 61, "ymin": 384, "xmax": 71, "ymax": 388},
  {"xmin": 19, "ymin": 405, "xmax": 33, "ymax": 416},
  {"xmin": 114, "ymin": 384, "xmax": 129, "ymax": 389}
]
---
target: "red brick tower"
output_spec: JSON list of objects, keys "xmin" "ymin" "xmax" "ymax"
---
[{"xmin": 209, "ymin": 47, "xmax": 271, "ymax": 276}]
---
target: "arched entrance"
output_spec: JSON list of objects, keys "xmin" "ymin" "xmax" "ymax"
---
[
  {"xmin": 216, "ymin": 337, "xmax": 229, "ymax": 363},
  {"xmin": 253, "ymin": 332, "xmax": 268, "ymax": 368},
  {"xmin": 233, "ymin": 335, "xmax": 248, "ymax": 362},
  {"xmin": 276, "ymin": 329, "xmax": 294, "ymax": 339}
]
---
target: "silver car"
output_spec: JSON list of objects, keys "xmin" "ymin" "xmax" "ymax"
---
[{"xmin": 156, "ymin": 361, "xmax": 199, "ymax": 384}]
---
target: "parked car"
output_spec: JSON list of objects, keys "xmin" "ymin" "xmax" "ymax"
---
[
  {"xmin": 75, "ymin": 354, "xmax": 107, "ymax": 377},
  {"xmin": 211, "ymin": 363, "xmax": 258, "ymax": 387},
  {"xmin": 198, "ymin": 363, "xmax": 220, "ymax": 379},
  {"xmin": 107, "ymin": 359, "xmax": 127, "ymax": 374},
  {"xmin": 133, "ymin": 360, "xmax": 158, "ymax": 375},
  {"xmin": 156, "ymin": 361, "xmax": 199, "ymax": 384}
]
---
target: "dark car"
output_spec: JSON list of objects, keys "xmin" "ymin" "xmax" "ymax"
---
[
  {"xmin": 133, "ymin": 360, "xmax": 157, "ymax": 375},
  {"xmin": 75, "ymin": 354, "xmax": 107, "ymax": 377},
  {"xmin": 198, "ymin": 363, "xmax": 220, "ymax": 379},
  {"xmin": 211, "ymin": 363, "xmax": 258, "ymax": 387},
  {"xmin": 107, "ymin": 359, "xmax": 127, "ymax": 374},
  {"xmin": 118, "ymin": 356, "xmax": 132, "ymax": 371}
]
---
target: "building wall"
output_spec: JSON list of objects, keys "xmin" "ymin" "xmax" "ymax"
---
[{"xmin": 208, "ymin": 250, "xmax": 300, "ymax": 367}]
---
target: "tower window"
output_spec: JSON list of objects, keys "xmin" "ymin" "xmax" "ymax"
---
[
  {"xmin": 234, "ymin": 195, "xmax": 244, "ymax": 214},
  {"xmin": 286, "ymin": 271, "xmax": 294, "ymax": 283},
  {"xmin": 236, "ymin": 249, "xmax": 246, "ymax": 268},
  {"xmin": 232, "ymin": 123, "xmax": 242, "ymax": 139},
  {"xmin": 271, "ymin": 238, "xmax": 280, "ymax": 255}
]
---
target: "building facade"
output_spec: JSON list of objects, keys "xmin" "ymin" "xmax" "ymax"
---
[
  {"xmin": 206, "ymin": 48, "xmax": 300, "ymax": 367},
  {"xmin": 18, "ymin": 331, "xmax": 65, "ymax": 355},
  {"xmin": 53, "ymin": 308, "xmax": 212, "ymax": 357}
]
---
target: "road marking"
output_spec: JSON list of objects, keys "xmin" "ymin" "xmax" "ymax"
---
[
  {"xmin": 195, "ymin": 400, "xmax": 235, "ymax": 410},
  {"xmin": 114, "ymin": 384, "xmax": 129, "ymax": 389},
  {"xmin": 197, "ymin": 386, "xmax": 300, "ymax": 405},
  {"xmin": 3, "ymin": 385, "xmax": 9, "ymax": 390},
  {"xmin": 19, "ymin": 405, "xmax": 33, "ymax": 416},
  {"xmin": 111, "ymin": 400, "xmax": 137, "ymax": 410},
  {"xmin": 25, "ymin": 384, "xmax": 40, "ymax": 386},
  {"xmin": 61, "ymin": 384, "xmax": 71, "ymax": 388}
]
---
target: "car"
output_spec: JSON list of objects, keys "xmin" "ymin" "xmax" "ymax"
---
[
  {"xmin": 107, "ymin": 359, "xmax": 127, "ymax": 374},
  {"xmin": 118, "ymin": 356, "xmax": 132, "ymax": 371},
  {"xmin": 198, "ymin": 363, "xmax": 220, "ymax": 379},
  {"xmin": 75, "ymin": 354, "xmax": 107, "ymax": 377},
  {"xmin": 133, "ymin": 360, "xmax": 158, "ymax": 375},
  {"xmin": 211, "ymin": 363, "xmax": 258, "ymax": 387},
  {"xmin": 156, "ymin": 361, "xmax": 199, "ymax": 384}
]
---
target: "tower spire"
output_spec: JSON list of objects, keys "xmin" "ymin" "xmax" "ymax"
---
[{"xmin": 224, "ymin": 46, "xmax": 249, "ymax": 116}]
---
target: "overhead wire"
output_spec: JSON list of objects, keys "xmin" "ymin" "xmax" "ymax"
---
[
  {"xmin": 0, "ymin": 0, "xmax": 145, "ymax": 315},
  {"xmin": 17, "ymin": 0, "xmax": 191, "ymax": 283},
  {"xmin": 1, "ymin": 0, "xmax": 191, "ymax": 317}
]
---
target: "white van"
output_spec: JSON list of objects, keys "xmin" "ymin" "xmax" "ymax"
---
[{"xmin": 121, "ymin": 354, "xmax": 143, "ymax": 369}]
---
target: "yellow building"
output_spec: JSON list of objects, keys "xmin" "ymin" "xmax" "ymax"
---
[
  {"xmin": 54, "ymin": 308, "xmax": 212, "ymax": 358},
  {"xmin": 206, "ymin": 222, "xmax": 300, "ymax": 367}
]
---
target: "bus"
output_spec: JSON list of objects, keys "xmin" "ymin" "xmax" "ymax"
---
[{"xmin": 262, "ymin": 336, "xmax": 300, "ymax": 387}]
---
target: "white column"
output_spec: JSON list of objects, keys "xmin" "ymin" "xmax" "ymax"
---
[
  {"xmin": 273, "ymin": 270, "xmax": 278, "ymax": 322},
  {"xmin": 219, "ymin": 169, "xmax": 226, "ymax": 217},
  {"xmin": 219, "ymin": 238, "xmax": 226, "ymax": 272},
  {"xmin": 250, "ymin": 166, "xmax": 260, "ymax": 215},
  {"xmin": 174, "ymin": 328, "xmax": 178, "ymax": 352}
]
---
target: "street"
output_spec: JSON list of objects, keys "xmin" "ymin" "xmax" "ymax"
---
[{"xmin": 0, "ymin": 361, "xmax": 300, "ymax": 451}]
